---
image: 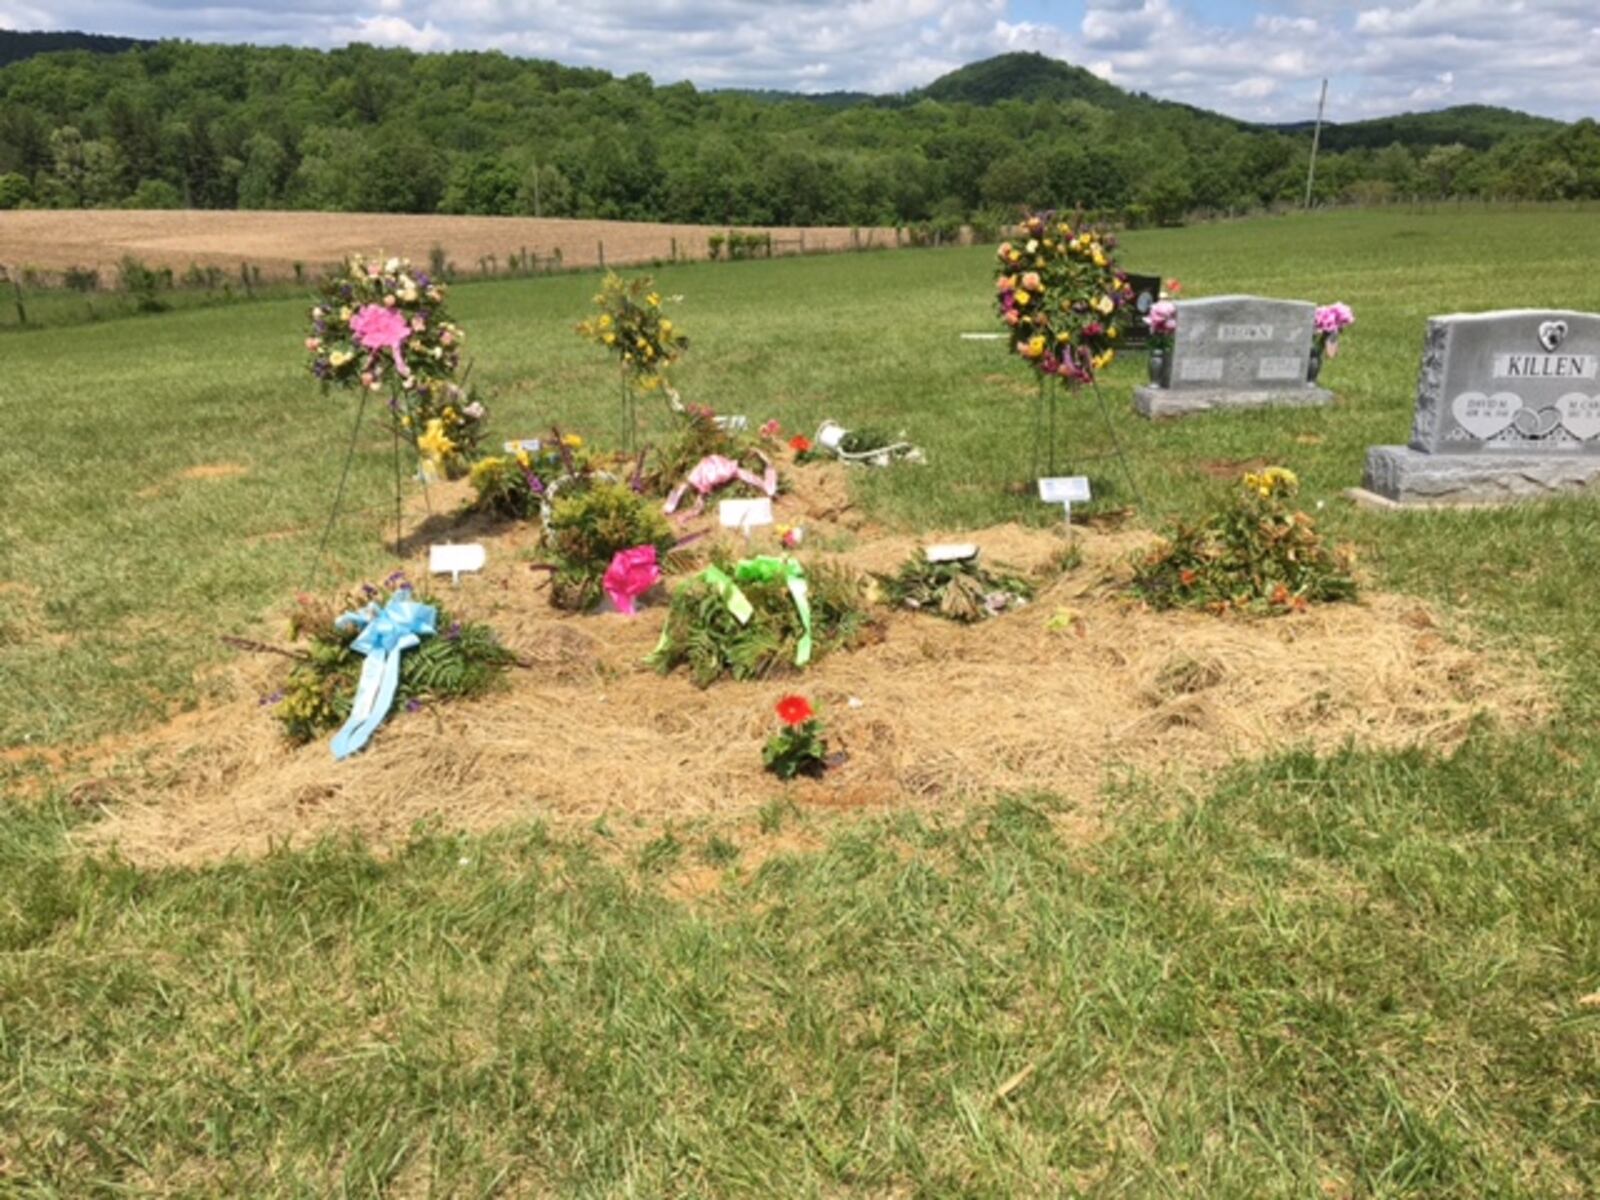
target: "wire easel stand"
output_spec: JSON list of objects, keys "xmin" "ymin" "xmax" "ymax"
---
[
  {"xmin": 302, "ymin": 381, "xmax": 436, "ymax": 591},
  {"xmin": 1089, "ymin": 376, "xmax": 1146, "ymax": 512},
  {"xmin": 1028, "ymin": 373, "xmax": 1145, "ymax": 512},
  {"xmin": 303, "ymin": 387, "xmax": 371, "ymax": 590}
]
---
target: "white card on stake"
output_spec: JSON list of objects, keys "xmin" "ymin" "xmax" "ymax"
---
[
  {"xmin": 1037, "ymin": 476, "xmax": 1092, "ymax": 504},
  {"xmin": 429, "ymin": 543, "xmax": 486, "ymax": 584},
  {"xmin": 502, "ymin": 438, "xmax": 542, "ymax": 453},
  {"xmin": 719, "ymin": 498, "xmax": 774, "ymax": 531},
  {"xmin": 713, "ymin": 415, "xmax": 749, "ymax": 432}
]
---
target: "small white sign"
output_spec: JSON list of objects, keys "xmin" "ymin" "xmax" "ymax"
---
[
  {"xmin": 713, "ymin": 415, "xmax": 749, "ymax": 432},
  {"xmin": 718, "ymin": 498, "xmax": 774, "ymax": 532},
  {"xmin": 502, "ymin": 438, "xmax": 542, "ymax": 453},
  {"xmin": 926, "ymin": 543, "xmax": 979, "ymax": 563},
  {"xmin": 1037, "ymin": 477, "xmax": 1092, "ymax": 504},
  {"xmin": 429, "ymin": 543, "xmax": 486, "ymax": 585},
  {"xmin": 1038, "ymin": 476, "xmax": 1091, "ymax": 526},
  {"xmin": 960, "ymin": 332, "xmax": 1005, "ymax": 341}
]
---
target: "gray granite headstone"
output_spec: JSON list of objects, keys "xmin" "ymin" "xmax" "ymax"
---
[
  {"xmin": 1133, "ymin": 294, "xmax": 1333, "ymax": 418},
  {"xmin": 1362, "ymin": 310, "xmax": 1600, "ymax": 505}
]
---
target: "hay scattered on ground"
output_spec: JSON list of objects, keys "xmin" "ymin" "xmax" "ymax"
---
[{"xmin": 65, "ymin": 474, "xmax": 1549, "ymax": 867}]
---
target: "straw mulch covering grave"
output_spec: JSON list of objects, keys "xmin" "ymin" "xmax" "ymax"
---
[{"xmin": 67, "ymin": 466, "xmax": 1549, "ymax": 866}]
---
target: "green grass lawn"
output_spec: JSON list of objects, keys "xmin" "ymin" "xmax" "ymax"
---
[{"xmin": 2, "ymin": 207, "xmax": 1599, "ymax": 1195}]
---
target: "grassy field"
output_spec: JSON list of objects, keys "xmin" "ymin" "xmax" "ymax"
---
[{"xmin": 3, "ymin": 207, "xmax": 1599, "ymax": 1195}]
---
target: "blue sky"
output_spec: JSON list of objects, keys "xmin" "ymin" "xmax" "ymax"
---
[{"xmin": 1, "ymin": 1, "xmax": 1595, "ymax": 122}]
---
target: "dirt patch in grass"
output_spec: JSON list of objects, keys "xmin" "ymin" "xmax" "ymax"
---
[
  {"xmin": 136, "ymin": 462, "xmax": 250, "ymax": 499},
  {"xmin": 1197, "ymin": 457, "xmax": 1270, "ymax": 480},
  {"xmin": 67, "ymin": 471, "xmax": 1551, "ymax": 866}
]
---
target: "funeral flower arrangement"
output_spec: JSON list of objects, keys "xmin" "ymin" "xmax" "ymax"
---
[
  {"xmin": 651, "ymin": 405, "xmax": 780, "ymax": 510},
  {"xmin": 305, "ymin": 254, "xmax": 486, "ymax": 475},
  {"xmin": 1131, "ymin": 468, "xmax": 1357, "ymax": 614},
  {"xmin": 649, "ymin": 555, "xmax": 873, "ymax": 688},
  {"xmin": 880, "ymin": 551, "xmax": 1034, "ymax": 623},
  {"xmin": 468, "ymin": 432, "xmax": 596, "ymax": 521},
  {"xmin": 996, "ymin": 213, "xmax": 1135, "ymax": 385},
  {"xmin": 272, "ymin": 577, "xmax": 515, "ymax": 745},
  {"xmin": 576, "ymin": 272, "xmax": 688, "ymax": 390},
  {"xmin": 541, "ymin": 482, "xmax": 679, "ymax": 611}
]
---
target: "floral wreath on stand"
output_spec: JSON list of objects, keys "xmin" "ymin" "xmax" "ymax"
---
[
  {"xmin": 995, "ymin": 213, "xmax": 1136, "ymax": 477},
  {"xmin": 575, "ymin": 272, "xmax": 689, "ymax": 452},
  {"xmin": 307, "ymin": 254, "xmax": 487, "ymax": 479}
]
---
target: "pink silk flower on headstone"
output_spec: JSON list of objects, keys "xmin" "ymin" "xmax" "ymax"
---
[
  {"xmin": 351, "ymin": 304, "xmax": 413, "ymax": 377},
  {"xmin": 603, "ymin": 544, "xmax": 661, "ymax": 615}
]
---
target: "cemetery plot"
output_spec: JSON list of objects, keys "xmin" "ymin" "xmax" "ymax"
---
[{"xmin": 75, "ymin": 471, "xmax": 1548, "ymax": 866}]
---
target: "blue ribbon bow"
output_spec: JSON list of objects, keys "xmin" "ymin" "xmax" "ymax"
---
[{"xmin": 329, "ymin": 587, "xmax": 437, "ymax": 761}]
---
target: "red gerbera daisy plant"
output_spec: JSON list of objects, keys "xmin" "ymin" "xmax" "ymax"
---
[
  {"xmin": 764, "ymin": 695, "xmax": 828, "ymax": 779},
  {"xmin": 775, "ymin": 694, "xmax": 813, "ymax": 726}
]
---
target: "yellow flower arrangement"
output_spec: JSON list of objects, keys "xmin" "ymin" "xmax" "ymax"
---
[{"xmin": 995, "ymin": 212, "xmax": 1135, "ymax": 388}]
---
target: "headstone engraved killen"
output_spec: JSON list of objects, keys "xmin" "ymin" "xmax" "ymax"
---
[
  {"xmin": 1133, "ymin": 294, "xmax": 1333, "ymax": 418},
  {"xmin": 1362, "ymin": 310, "xmax": 1600, "ymax": 505}
]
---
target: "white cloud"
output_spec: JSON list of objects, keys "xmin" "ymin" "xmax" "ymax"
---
[
  {"xmin": 4, "ymin": 0, "xmax": 1597, "ymax": 121},
  {"xmin": 0, "ymin": 0, "xmax": 52, "ymax": 27},
  {"xmin": 333, "ymin": 14, "xmax": 450, "ymax": 51}
]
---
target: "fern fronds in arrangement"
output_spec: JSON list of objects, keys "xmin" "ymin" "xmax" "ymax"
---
[
  {"xmin": 649, "ymin": 557, "xmax": 872, "ymax": 688},
  {"xmin": 272, "ymin": 581, "xmax": 515, "ymax": 744},
  {"xmin": 880, "ymin": 551, "xmax": 1035, "ymax": 623}
]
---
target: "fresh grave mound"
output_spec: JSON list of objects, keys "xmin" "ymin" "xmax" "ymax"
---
[{"xmin": 75, "ymin": 516, "xmax": 1549, "ymax": 867}]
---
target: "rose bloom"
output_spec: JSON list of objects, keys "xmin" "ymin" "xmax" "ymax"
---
[
  {"xmin": 776, "ymin": 695, "xmax": 814, "ymax": 726},
  {"xmin": 790, "ymin": 435, "xmax": 812, "ymax": 453},
  {"xmin": 1021, "ymin": 272, "xmax": 1042, "ymax": 292}
]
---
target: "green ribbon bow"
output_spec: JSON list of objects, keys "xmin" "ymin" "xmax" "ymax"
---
[
  {"xmin": 731, "ymin": 556, "xmax": 812, "ymax": 665},
  {"xmin": 657, "ymin": 555, "xmax": 813, "ymax": 666}
]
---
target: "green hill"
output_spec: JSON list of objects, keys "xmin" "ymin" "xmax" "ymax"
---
[
  {"xmin": 1270, "ymin": 104, "xmax": 1564, "ymax": 152},
  {"xmin": 914, "ymin": 51, "xmax": 1131, "ymax": 109},
  {"xmin": 0, "ymin": 29, "xmax": 150, "ymax": 68},
  {"xmin": 0, "ymin": 38, "xmax": 1592, "ymax": 222}
]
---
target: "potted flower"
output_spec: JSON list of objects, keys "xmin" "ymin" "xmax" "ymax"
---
[{"xmin": 762, "ymin": 694, "xmax": 830, "ymax": 779}]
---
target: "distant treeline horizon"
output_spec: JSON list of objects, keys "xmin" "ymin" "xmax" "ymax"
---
[{"xmin": 0, "ymin": 40, "xmax": 1596, "ymax": 226}]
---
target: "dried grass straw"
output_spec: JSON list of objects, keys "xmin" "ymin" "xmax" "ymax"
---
[{"xmin": 73, "ymin": 516, "xmax": 1550, "ymax": 867}]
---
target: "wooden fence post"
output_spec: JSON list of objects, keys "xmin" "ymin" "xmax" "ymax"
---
[
  {"xmin": 597, "ymin": 240, "xmax": 606, "ymax": 271},
  {"xmin": 5, "ymin": 268, "xmax": 26, "ymax": 326}
]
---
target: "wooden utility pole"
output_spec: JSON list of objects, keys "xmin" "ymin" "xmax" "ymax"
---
[{"xmin": 1304, "ymin": 78, "xmax": 1329, "ymax": 210}]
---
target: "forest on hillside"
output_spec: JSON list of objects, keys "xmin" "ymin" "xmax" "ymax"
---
[{"xmin": 0, "ymin": 42, "xmax": 1596, "ymax": 225}]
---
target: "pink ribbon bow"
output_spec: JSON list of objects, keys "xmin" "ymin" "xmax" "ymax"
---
[
  {"xmin": 351, "ymin": 304, "xmax": 413, "ymax": 378},
  {"xmin": 663, "ymin": 453, "xmax": 778, "ymax": 519},
  {"xmin": 603, "ymin": 544, "xmax": 661, "ymax": 616}
]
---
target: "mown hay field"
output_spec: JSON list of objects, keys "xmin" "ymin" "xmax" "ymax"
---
[{"xmin": 0, "ymin": 209, "xmax": 905, "ymax": 280}]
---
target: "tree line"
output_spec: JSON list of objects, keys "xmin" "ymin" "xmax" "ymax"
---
[{"xmin": 0, "ymin": 42, "xmax": 1596, "ymax": 226}]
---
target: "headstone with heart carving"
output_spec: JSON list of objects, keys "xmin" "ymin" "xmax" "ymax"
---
[{"xmin": 1362, "ymin": 309, "xmax": 1600, "ymax": 505}]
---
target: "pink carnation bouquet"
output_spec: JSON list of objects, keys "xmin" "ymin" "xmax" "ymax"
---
[{"xmin": 1314, "ymin": 303, "xmax": 1355, "ymax": 358}]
